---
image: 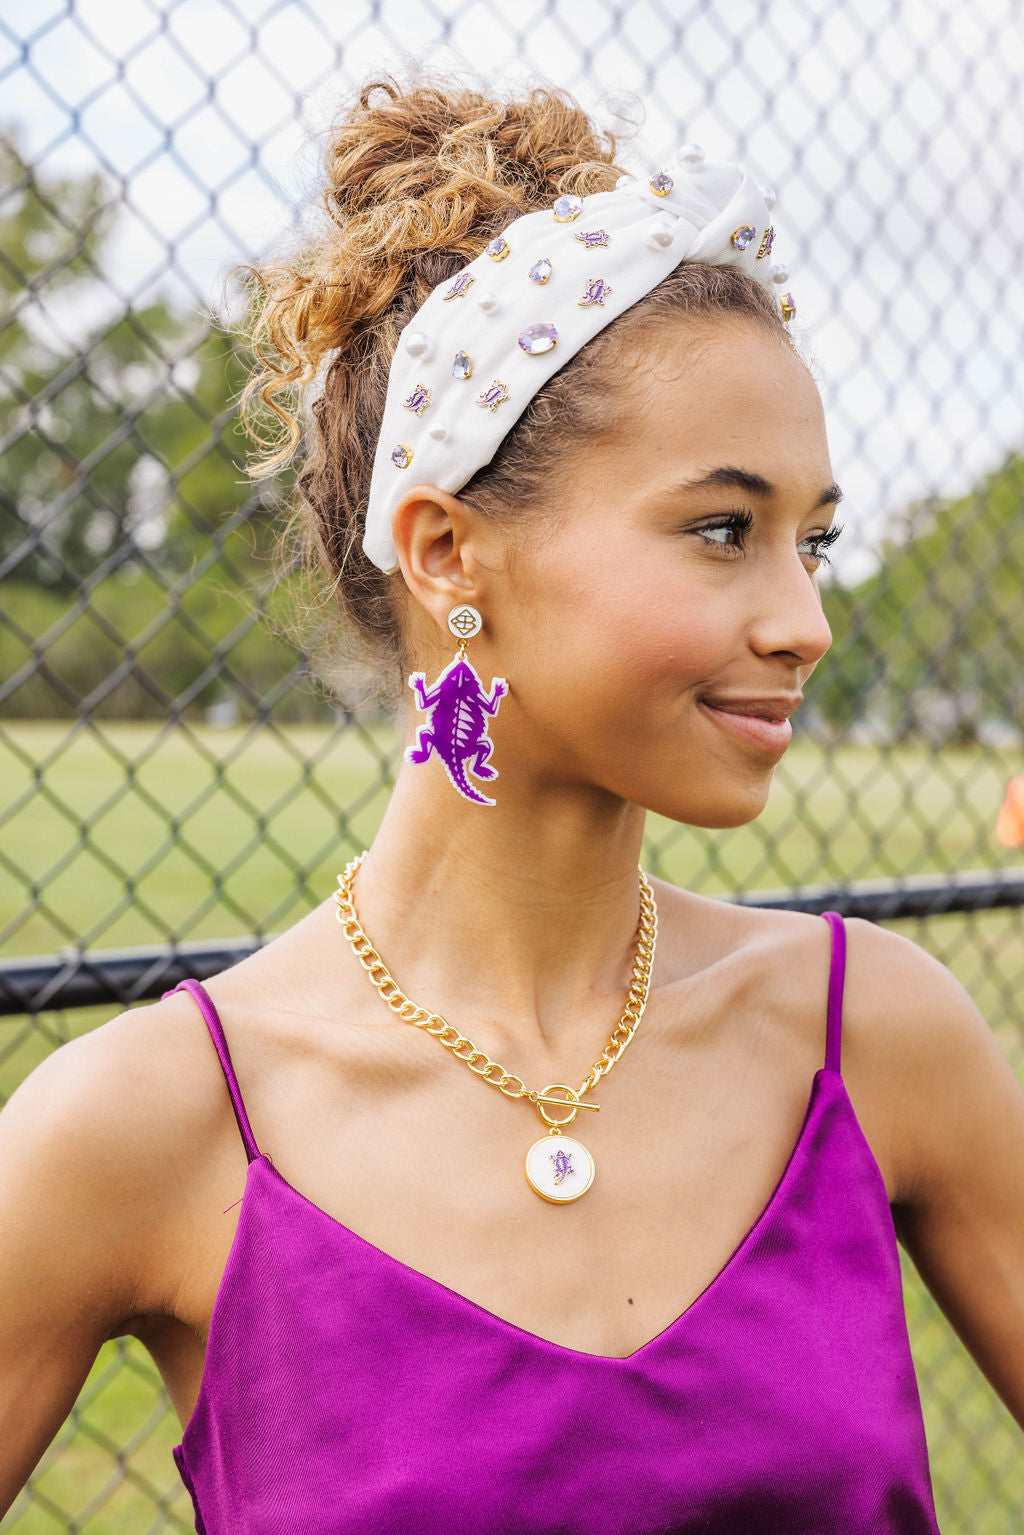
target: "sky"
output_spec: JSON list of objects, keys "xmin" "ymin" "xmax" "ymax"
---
[{"xmin": 2, "ymin": 0, "xmax": 1023, "ymax": 585}]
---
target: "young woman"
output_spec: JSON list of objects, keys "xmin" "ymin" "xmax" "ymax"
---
[{"xmin": 3, "ymin": 79, "xmax": 1023, "ymax": 1534}]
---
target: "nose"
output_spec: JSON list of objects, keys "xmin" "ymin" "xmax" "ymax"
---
[{"xmin": 747, "ymin": 552, "xmax": 833, "ymax": 667}]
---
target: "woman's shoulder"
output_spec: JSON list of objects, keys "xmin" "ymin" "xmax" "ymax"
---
[
  {"xmin": 0, "ymin": 986, "xmax": 242, "ymax": 1331},
  {"xmin": 652, "ymin": 877, "xmax": 1009, "ymax": 1205}
]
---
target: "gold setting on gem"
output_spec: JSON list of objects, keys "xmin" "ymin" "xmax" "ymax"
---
[
  {"xmin": 552, "ymin": 194, "xmax": 584, "ymax": 223},
  {"xmin": 391, "ymin": 444, "xmax": 414, "ymax": 469}
]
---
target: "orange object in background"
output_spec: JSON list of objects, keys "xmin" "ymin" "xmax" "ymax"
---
[{"xmin": 995, "ymin": 775, "xmax": 1024, "ymax": 848}]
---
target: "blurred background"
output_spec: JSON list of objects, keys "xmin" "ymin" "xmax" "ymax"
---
[{"xmin": 1, "ymin": 0, "xmax": 1023, "ymax": 1528}]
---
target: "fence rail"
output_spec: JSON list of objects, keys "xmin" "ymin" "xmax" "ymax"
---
[{"xmin": 4, "ymin": 867, "xmax": 1024, "ymax": 1016}]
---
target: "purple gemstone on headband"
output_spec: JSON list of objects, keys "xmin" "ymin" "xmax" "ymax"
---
[
  {"xmin": 780, "ymin": 292, "xmax": 796, "ymax": 322},
  {"xmin": 452, "ymin": 350, "xmax": 473, "ymax": 379},
  {"xmin": 573, "ymin": 228, "xmax": 610, "ymax": 248},
  {"xmin": 391, "ymin": 444, "xmax": 413, "ymax": 469},
  {"xmin": 552, "ymin": 194, "xmax": 583, "ymax": 222},
  {"xmin": 649, "ymin": 171, "xmax": 674, "ymax": 196},
  {"xmin": 518, "ymin": 322, "xmax": 558, "ymax": 355},
  {"xmin": 578, "ymin": 277, "xmax": 612, "ymax": 308},
  {"xmin": 444, "ymin": 272, "xmax": 475, "ymax": 300},
  {"xmin": 529, "ymin": 258, "xmax": 553, "ymax": 284},
  {"xmin": 731, "ymin": 224, "xmax": 757, "ymax": 251},
  {"xmin": 486, "ymin": 237, "xmax": 510, "ymax": 261}
]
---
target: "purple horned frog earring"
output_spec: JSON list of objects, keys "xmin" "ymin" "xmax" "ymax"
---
[{"xmin": 405, "ymin": 605, "xmax": 508, "ymax": 806}]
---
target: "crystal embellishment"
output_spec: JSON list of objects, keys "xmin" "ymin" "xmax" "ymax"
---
[
  {"xmin": 391, "ymin": 444, "xmax": 413, "ymax": 469},
  {"xmin": 780, "ymin": 292, "xmax": 796, "ymax": 322},
  {"xmin": 757, "ymin": 226, "xmax": 775, "ymax": 260},
  {"xmin": 486, "ymin": 237, "xmax": 510, "ymax": 261},
  {"xmin": 649, "ymin": 171, "xmax": 674, "ymax": 197},
  {"xmin": 477, "ymin": 380, "xmax": 510, "ymax": 411},
  {"xmin": 444, "ymin": 272, "xmax": 475, "ymax": 300},
  {"xmin": 518, "ymin": 323, "xmax": 558, "ymax": 355},
  {"xmin": 529, "ymin": 258, "xmax": 553, "ymax": 285},
  {"xmin": 730, "ymin": 225, "xmax": 757, "ymax": 251},
  {"xmin": 552, "ymin": 194, "xmax": 583, "ymax": 222},
  {"xmin": 573, "ymin": 229, "xmax": 610, "ymax": 248},
  {"xmin": 403, "ymin": 382, "xmax": 431, "ymax": 416},
  {"xmin": 452, "ymin": 351, "xmax": 473, "ymax": 379},
  {"xmin": 578, "ymin": 277, "xmax": 612, "ymax": 308}
]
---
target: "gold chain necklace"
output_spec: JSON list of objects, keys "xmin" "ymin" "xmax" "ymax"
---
[{"xmin": 333, "ymin": 852, "xmax": 658, "ymax": 1203}]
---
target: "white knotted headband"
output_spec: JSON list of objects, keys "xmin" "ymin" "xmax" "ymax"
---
[{"xmin": 362, "ymin": 145, "xmax": 792, "ymax": 574}]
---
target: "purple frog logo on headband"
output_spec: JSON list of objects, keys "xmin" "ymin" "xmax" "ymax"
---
[{"xmin": 406, "ymin": 656, "xmax": 508, "ymax": 806}]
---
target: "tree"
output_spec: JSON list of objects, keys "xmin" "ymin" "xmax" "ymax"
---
[{"xmin": 820, "ymin": 452, "xmax": 1024, "ymax": 739}]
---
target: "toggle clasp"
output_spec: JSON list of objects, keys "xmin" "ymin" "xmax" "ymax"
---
[{"xmin": 528, "ymin": 1083, "xmax": 600, "ymax": 1128}]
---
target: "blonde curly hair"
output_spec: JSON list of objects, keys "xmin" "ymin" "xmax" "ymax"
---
[{"xmin": 239, "ymin": 75, "xmax": 788, "ymax": 693}]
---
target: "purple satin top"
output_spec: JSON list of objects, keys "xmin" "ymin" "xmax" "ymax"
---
[{"xmin": 164, "ymin": 911, "xmax": 941, "ymax": 1532}]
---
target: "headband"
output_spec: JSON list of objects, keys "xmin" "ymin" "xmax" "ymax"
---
[{"xmin": 362, "ymin": 144, "xmax": 792, "ymax": 574}]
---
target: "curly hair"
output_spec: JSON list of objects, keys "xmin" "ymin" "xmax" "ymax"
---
[{"xmin": 239, "ymin": 75, "xmax": 790, "ymax": 697}]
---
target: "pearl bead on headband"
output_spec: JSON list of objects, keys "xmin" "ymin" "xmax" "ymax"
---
[{"xmin": 362, "ymin": 144, "xmax": 793, "ymax": 574}]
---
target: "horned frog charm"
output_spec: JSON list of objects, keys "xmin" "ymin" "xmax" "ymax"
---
[{"xmin": 405, "ymin": 605, "xmax": 508, "ymax": 806}]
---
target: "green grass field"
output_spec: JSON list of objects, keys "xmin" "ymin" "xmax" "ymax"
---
[{"xmin": 1, "ymin": 720, "xmax": 1022, "ymax": 1531}]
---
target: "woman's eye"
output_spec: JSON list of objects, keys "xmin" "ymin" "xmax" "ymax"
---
[
  {"xmin": 694, "ymin": 511, "xmax": 753, "ymax": 552},
  {"xmin": 799, "ymin": 523, "xmax": 844, "ymax": 565}
]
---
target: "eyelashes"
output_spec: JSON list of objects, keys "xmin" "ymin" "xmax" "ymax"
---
[
  {"xmin": 808, "ymin": 521, "xmax": 844, "ymax": 564},
  {"xmin": 694, "ymin": 510, "xmax": 845, "ymax": 566}
]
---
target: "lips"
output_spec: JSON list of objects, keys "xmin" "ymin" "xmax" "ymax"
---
[
  {"xmin": 699, "ymin": 694, "xmax": 803, "ymax": 722},
  {"xmin": 699, "ymin": 699, "xmax": 796, "ymax": 755}
]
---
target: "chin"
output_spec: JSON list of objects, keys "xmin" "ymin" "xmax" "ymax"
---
[{"xmin": 649, "ymin": 779, "xmax": 773, "ymax": 829}]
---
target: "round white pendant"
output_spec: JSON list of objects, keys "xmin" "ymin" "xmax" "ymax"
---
[{"xmin": 524, "ymin": 1135, "xmax": 595, "ymax": 1203}]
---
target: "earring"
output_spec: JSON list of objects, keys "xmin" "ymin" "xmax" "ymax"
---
[{"xmin": 405, "ymin": 605, "xmax": 508, "ymax": 806}]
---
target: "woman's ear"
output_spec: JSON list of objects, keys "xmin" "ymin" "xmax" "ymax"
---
[{"xmin": 391, "ymin": 484, "xmax": 499, "ymax": 626}]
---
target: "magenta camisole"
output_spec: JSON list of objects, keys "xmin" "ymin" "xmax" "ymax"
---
[{"xmin": 164, "ymin": 911, "xmax": 941, "ymax": 1533}]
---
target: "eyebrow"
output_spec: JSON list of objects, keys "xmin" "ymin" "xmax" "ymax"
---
[{"xmin": 674, "ymin": 467, "xmax": 844, "ymax": 510}]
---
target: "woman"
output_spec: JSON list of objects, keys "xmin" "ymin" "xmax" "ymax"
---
[{"xmin": 2, "ymin": 78, "xmax": 1023, "ymax": 1533}]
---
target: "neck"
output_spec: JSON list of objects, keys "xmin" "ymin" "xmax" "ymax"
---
[{"xmin": 344, "ymin": 757, "xmax": 650, "ymax": 1063}]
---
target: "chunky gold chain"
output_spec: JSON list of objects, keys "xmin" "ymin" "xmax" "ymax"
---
[{"xmin": 333, "ymin": 852, "xmax": 658, "ymax": 1123}]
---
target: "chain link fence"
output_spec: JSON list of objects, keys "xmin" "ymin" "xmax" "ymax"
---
[{"xmin": 1, "ymin": 0, "xmax": 1023, "ymax": 1528}]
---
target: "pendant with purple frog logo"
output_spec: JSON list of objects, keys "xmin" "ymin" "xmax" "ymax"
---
[{"xmin": 525, "ymin": 1133, "xmax": 596, "ymax": 1202}]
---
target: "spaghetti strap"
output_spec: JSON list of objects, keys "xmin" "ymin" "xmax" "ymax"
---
[
  {"xmin": 819, "ymin": 911, "xmax": 846, "ymax": 1074},
  {"xmin": 162, "ymin": 978, "xmax": 261, "ymax": 1163}
]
